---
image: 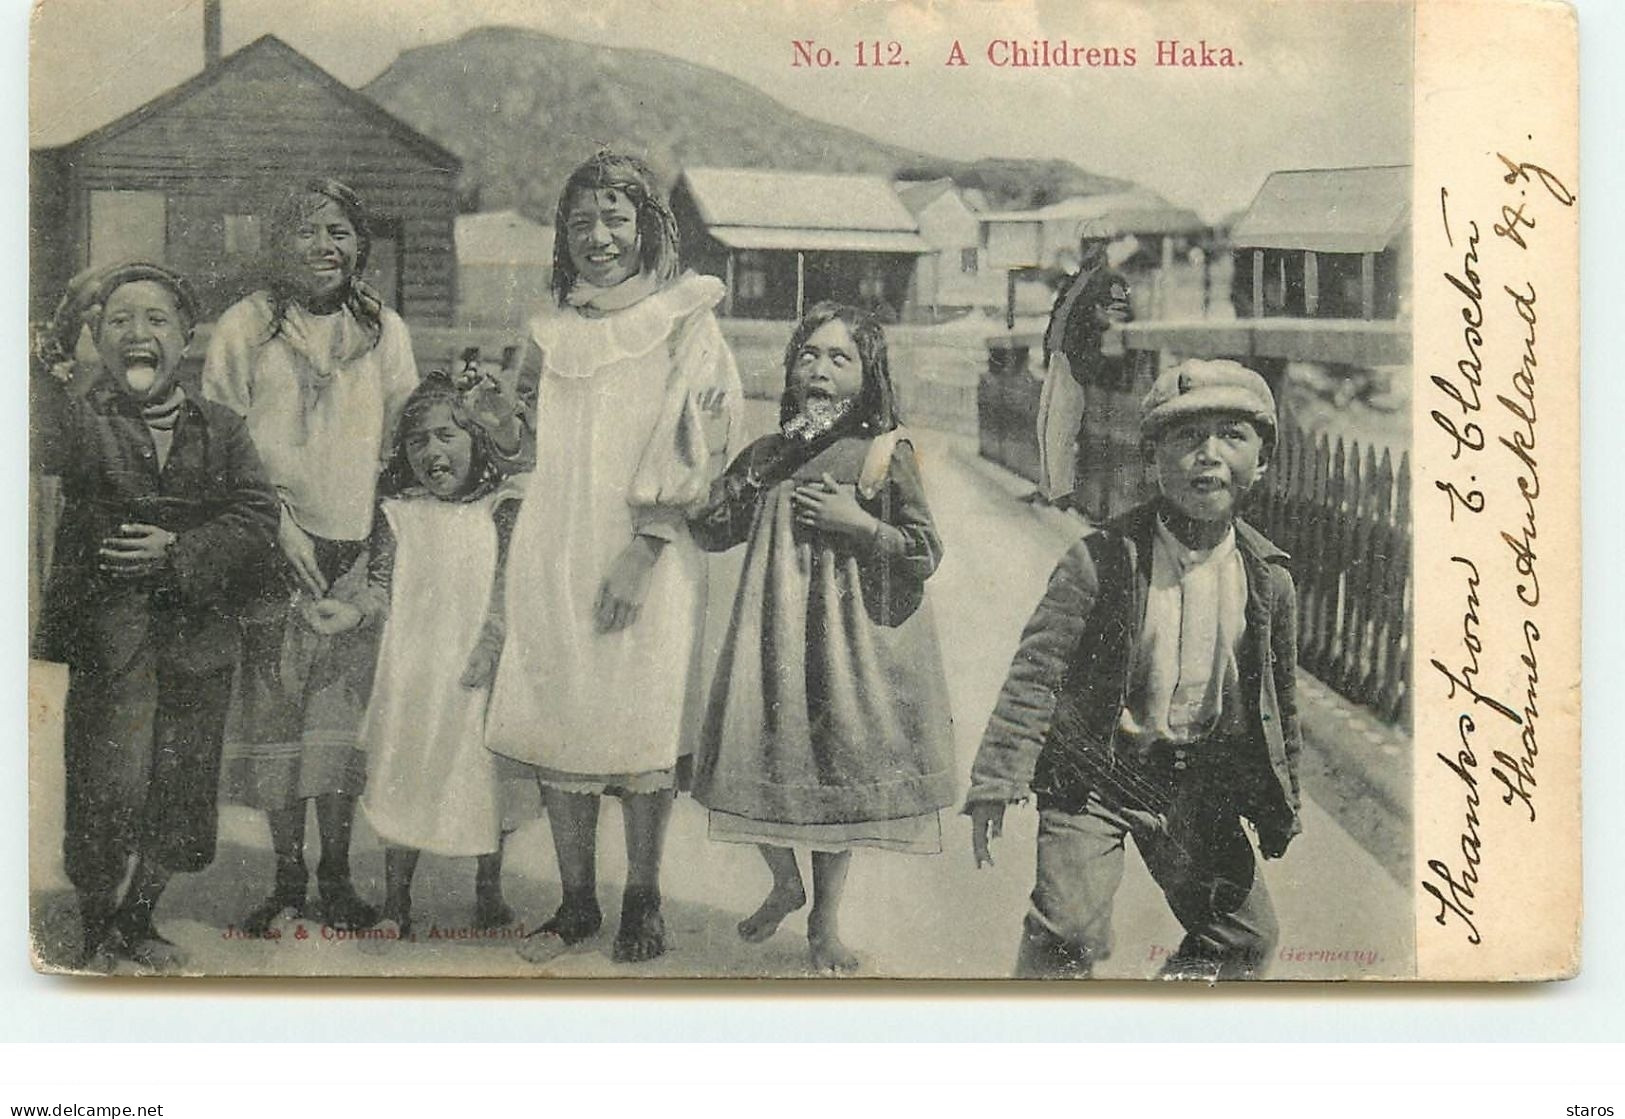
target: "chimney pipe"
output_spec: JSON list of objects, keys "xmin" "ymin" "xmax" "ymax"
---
[{"xmin": 204, "ymin": 0, "xmax": 222, "ymax": 69}]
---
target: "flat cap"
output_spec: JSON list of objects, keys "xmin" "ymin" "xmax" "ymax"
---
[{"xmin": 1140, "ymin": 358, "xmax": 1276, "ymax": 440}]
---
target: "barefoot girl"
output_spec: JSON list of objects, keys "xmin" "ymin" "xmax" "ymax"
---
[
  {"xmin": 306, "ymin": 373, "xmax": 526, "ymax": 938},
  {"xmin": 204, "ymin": 178, "xmax": 418, "ymax": 934},
  {"xmin": 482, "ymin": 151, "xmax": 741, "ymax": 964},
  {"xmin": 689, "ymin": 303, "xmax": 957, "ymax": 974}
]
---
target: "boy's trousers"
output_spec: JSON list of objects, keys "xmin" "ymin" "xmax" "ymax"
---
[{"xmin": 1016, "ymin": 748, "xmax": 1279, "ymax": 980}]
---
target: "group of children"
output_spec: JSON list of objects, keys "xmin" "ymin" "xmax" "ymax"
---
[{"xmin": 34, "ymin": 151, "xmax": 1303, "ymax": 981}]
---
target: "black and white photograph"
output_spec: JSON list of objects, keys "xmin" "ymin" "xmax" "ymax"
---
[{"xmin": 24, "ymin": 0, "xmax": 1551, "ymax": 983}]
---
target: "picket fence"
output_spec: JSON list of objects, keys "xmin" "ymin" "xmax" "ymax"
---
[{"xmin": 1249, "ymin": 421, "xmax": 1412, "ymax": 726}]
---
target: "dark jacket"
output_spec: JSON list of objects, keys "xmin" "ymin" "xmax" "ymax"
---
[
  {"xmin": 33, "ymin": 375, "xmax": 279, "ymax": 680},
  {"xmin": 966, "ymin": 501, "xmax": 1303, "ymax": 857}
]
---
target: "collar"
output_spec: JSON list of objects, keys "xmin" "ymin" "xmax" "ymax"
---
[
  {"xmin": 565, "ymin": 269, "xmax": 661, "ymax": 315},
  {"xmin": 1109, "ymin": 499, "xmax": 1289, "ymax": 573}
]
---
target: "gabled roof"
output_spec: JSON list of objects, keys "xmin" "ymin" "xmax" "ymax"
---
[
  {"xmin": 895, "ymin": 178, "xmax": 959, "ymax": 214},
  {"xmin": 679, "ymin": 168, "xmax": 919, "ymax": 233},
  {"xmin": 40, "ymin": 35, "xmax": 460, "ymax": 172},
  {"xmin": 981, "ymin": 189, "xmax": 1206, "ymax": 237},
  {"xmin": 456, "ymin": 210, "xmax": 555, "ymax": 264},
  {"xmin": 1231, "ymin": 166, "xmax": 1409, "ymax": 253}
]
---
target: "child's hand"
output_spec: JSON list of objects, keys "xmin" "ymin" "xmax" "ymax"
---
[
  {"xmin": 695, "ymin": 387, "xmax": 731, "ymax": 456},
  {"xmin": 594, "ymin": 537, "xmax": 661, "ymax": 633},
  {"xmin": 792, "ymin": 474, "xmax": 875, "ymax": 540},
  {"xmin": 462, "ymin": 370, "xmax": 522, "ymax": 447},
  {"xmin": 969, "ymin": 802, "xmax": 1006, "ymax": 869},
  {"xmin": 278, "ymin": 512, "xmax": 328, "ymax": 596},
  {"xmin": 98, "ymin": 523, "xmax": 175, "ymax": 580},
  {"xmin": 304, "ymin": 598, "xmax": 364, "ymax": 636}
]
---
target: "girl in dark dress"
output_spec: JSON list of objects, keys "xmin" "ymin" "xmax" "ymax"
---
[{"xmin": 689, "ymin": 303, "xmax": 957, "ymax": 975}]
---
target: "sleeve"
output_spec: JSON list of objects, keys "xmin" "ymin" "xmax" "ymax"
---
[
  {"xmin": 377, "ymin": 313, "xmax": 421, "ymax": 456},
  {"xmin": 963, "ymin": 541, "xmax": 1100, "ymax": 808},
  {"xmin": 1270, "ymin": 563, "xmax": 1303, "ymax": 810},
  {"xmin": 866, "ymin": 441, "xmax": 944, "ymax": 584},
  {"xmin": 687, "ymin": 443, "xmax": 766, "ymax": 553},
  {"xmin": 199, "ymin": 303, "xmax": 259, "ymax": 418},
  {"xmin": 333, "ymin": 507, "xmax": 396, "ymax": 625},
  {"xmin": 161, "ymin": 412, "xmax": 280, "ymax": 606},
  {"xmin": 30, "ymin": 370, "xmax": 73, "ymax": 477},
  {"xmin": 628, "ymin": 307, "xmax": 743, "ymax": 541}
]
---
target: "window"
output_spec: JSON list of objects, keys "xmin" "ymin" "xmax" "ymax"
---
[
  {"xmin": 857, "ymin": 263, "xmax": 885, "ymax": 300},
  {"xmin": 736, "ymin": 252, "xmax": 768, "ymax": 301},
  {"xmin": 960, "ymin": 247, "xmax": 979, "ymax": 274},
  {"xmin": 224, "ymin": 214, "xmax": 261, "ymax": 255}
]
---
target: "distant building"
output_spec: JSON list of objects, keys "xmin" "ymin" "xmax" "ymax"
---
[
  {"xmin": 979, "ymin": 189, "xmax": 1209, "ymax": 323},
  {"xmin": 1228, "ymin": 165, "xmax": 1411, "ymax": 320},
  {"xmin": 979, "ymin": 190, "xmax": 1207, "ymax": 273},
  {"xmin": 455, "ymin": 209, "xmax": 554, "ymax": 326},
  {"xmin": 29, "ymin": 33, "xmax": 462, "ymax": 323},
  {"xmin": 896, "ymin": 178, "xmax": 1005, "ymax": 314},
  {"xmin": 671, "ymin": 167, "xmax": 929, "ymax": 321}
]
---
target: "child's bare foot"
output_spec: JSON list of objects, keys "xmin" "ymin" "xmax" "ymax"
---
[
  {"xmin": 473, "ymin": 892, "xmax": 515, "ymax": 931},
  {"xmin": 359, "ymin": 915, "xmax": 411, "ymax": 956},
  {"xmin": 612, "ymin": 887, "xmax": 669, "ymax": 964},
  {"xmin": 737, "ymin": 882, "xmax": 807, "ymax": 943},
  {"xmin": 807, "ymin": 930, "xmax": 860, "ymax": 975},
  {"xmin": 517, "ymin": 891, "xmax": 601, "ymax": 965}
]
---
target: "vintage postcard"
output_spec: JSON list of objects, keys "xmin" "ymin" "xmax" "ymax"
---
[{"xmin": 25, "ymin": 0, "xmax": 1579, "ymax": 981}]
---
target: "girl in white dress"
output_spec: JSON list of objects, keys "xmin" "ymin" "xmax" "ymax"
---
[
  {"xmin": 481, "ymin": 152, "xmax": 741, "ymax": 964},
  {"xmin": 308, "ymin": 373, "xmax": 525, "ymax": 938}
]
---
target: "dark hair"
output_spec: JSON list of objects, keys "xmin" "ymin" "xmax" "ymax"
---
[
  {"xmin": 90, "ymin": 261, "xmax": 201, "ymax": 337},
  {"xmin": 380, "ymin": 372, "xmax": 501, "ymax": 501},
  {"xmin": 550, "ymin": 151, "xmax": 680, "ymax": 303},
  {"xmin": 778, "ymin": 302, "xmax": 901, "ymax": 433},
  {"xmin": 263, "ymin": 178, "xmax": 382, "ymax": 349}
]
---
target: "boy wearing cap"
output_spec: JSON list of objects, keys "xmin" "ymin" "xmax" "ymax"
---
[
  {"xmin": 33, "ymin": 262, "xmax": 279, "ymax": 971},
  {"xmin": 966, "ymin": 358, "xmax": 1301, "ymax": 980}
]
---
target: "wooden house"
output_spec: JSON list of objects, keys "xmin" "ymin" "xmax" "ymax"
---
[
  {"xmin": 979, "ymin": 190, "xmax": 1206, "ymax": 271},
  {"xmin": 671, "ymin": 167, "xmax": 928, "ymax": 321},
  {"xmin": 29, "ymin": 33, "xmax": 462, "ymax": 323},
  {"xmin": 895, "ymin": 178, "xmax": 1005, "ymax": 315},
  {"xmin": 1228, "ymin": 165, "xmax": 1410, "ymax": 321},
  {"xmin": 455, "ymin": 209, "xmax": 555, "ymax": 327}
]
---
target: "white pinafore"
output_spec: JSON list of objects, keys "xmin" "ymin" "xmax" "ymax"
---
[{"xmin": 360, "ymin": 487, "xmax": 519, "ymax": 856}]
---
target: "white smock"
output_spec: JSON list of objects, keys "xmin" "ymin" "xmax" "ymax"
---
[
  {"xmin": 484, "ymin": 273, "xmax": 741, "ymax": 778},
  {"xmin": 360, "ymin": 484, "xmax": 522, "ymax": 856}
]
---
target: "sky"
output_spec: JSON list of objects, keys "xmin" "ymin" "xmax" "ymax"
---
[{"xmin": 27, "ymin": 0, "xmax": 1413, "ymax": 226}]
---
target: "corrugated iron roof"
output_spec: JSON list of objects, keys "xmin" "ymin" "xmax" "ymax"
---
[
  {"xmin": 680, "ymin": 167, "xmax": 918, "ymax": 233},
  {"xmin": 710, "ymin": 227, "xmax": 929, "ymax": 253},
  {"xmin": 455, "ymin": 210, "xmax": 555, "ymax": 264},
  {"xmin": 1231, "ymin": 165, "xmax": 1410, "ymax": 253},
  {"xmin": 981, "ymin": 189, "xmax": 1206, "ymax": 237}
]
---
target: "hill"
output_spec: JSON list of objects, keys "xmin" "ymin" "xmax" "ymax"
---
[{"xmin": 363, "ymin": 26, "xmax": 1133, "ymax": 218}]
